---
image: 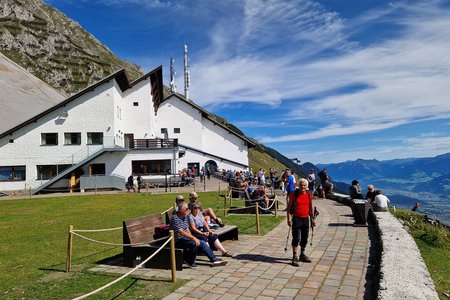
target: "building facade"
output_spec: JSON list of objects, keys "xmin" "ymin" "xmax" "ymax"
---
[{"xmin": 0, "ymin": 66, "xmax": 253, "ymax": 193}]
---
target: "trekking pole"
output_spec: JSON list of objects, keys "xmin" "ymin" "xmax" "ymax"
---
[
  {"xmin": 310, "ymin": 206, "xmax": 319, "ymax": 246},
  {"xmin": 284, "ymin": 228, "xmax": 291, "ymax": 252}
]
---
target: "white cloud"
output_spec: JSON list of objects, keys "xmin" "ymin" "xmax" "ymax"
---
[{"xmin": 186, "ymin": 1, "xmax": 450, "ymax": 144}]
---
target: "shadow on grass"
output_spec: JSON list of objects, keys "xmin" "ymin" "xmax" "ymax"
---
[
  {"xmin": 111, "ymin": 278, "xmax": 138, "ymax": 300},
  {"xmin": 39, "ymin": 247, "xmax": 122, "ymax": 272}
]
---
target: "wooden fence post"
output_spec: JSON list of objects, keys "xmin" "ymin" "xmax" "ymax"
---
[
  {"xmin": 66, "ymin": 225, "xmax": 73, "ymax": 272},
  {"xmin": 255, "ymin": 205, "xmax": 260, "ymax": 235},
  {"xmin": 274, "ymin": 198, "xmax": 278, "ymax": 218},
  {"xmin": 169, "ymin": 230, "xmax": 177, "ymax": 282}
]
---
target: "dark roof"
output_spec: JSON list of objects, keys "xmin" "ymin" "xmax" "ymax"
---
[
  {"xmin": 163, "ymin": 92, "xmax": 256, "ymax": 147},
  {"xmin": 0, "ymin": 67, "xmax": 163, "ymax": 138}
]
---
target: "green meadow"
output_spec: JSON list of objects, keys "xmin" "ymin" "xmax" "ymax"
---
[{"xmin": 0, "ymin": 192, "xmax": 283, "ymax": 299}]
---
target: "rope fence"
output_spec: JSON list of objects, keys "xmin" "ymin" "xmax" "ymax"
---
[
  {"xmin": 70, "ymin": 231, "xmax": 168, "ymax": 247},
  {"xmin": 72, "ymin": 232, "xmax": 176, "ymax": 300},
  {"xmin": 72, "ymin": 227, "xmax": 122, "ymax": 233}
]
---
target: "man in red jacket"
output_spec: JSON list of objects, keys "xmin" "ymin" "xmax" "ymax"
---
[{"xmin": 287, "ymin": 178, "xmax": 316, "ymax": 266}]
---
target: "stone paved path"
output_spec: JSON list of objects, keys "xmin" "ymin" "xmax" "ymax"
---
[{"xmin": 95, "ymin": 196, "xmax": 370, "ymax": 300}]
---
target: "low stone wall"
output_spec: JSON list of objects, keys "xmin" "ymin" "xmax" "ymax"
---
[
  {"xmin": 373, "ymin": 212, "xmax": 439, "ymax": 300},
  {"xmin": 328, "ymin": 192, "xmax": 439, "ymax": 299}
]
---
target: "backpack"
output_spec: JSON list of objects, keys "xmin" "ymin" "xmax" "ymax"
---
[{"xmin": 290, "ymin": 189, "xmax": 313, "ymax": 216}]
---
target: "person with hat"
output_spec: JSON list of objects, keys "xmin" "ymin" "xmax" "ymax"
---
[{"xmin": 188, "ymin": 191, "xmax": 224, "ymax": 227}]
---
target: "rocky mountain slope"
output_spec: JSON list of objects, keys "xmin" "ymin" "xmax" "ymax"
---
[
  {"xmin": 0, "ymin": 0, "xmax": 143, "ymax": 96},
  {"xmin": 0, "ymin": 52, "xmax": 64, "ymax": 133}
]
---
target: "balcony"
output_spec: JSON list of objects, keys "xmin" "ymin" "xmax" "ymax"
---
[{"xmin": 128, "ymin": 138, "xmax": 178, "ymax": 149}]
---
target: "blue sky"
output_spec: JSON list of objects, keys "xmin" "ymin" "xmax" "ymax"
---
[{"xmin": 45, "ymin": 0, "xmax": 450, "ymax": 164}]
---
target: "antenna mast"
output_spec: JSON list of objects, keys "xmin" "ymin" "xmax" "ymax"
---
[
  {"xmin": 184, "ymin": 44, "xmax": 190, "ymax": 100},
  {"xmin": 169, "ymin": 57, "xmax": 177, "ymax": 93}
]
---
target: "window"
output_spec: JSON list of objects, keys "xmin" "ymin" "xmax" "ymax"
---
[
  {"xmin": 0, "ymin": 166, "xmax": 26, "ymax": 181},
  {"xmin": 174, "ymin": 128, "xmax": 181, "ymax": 134},
  {"xmin": 41, "ymin": 133, "xmax": 58, "ymax": 145},
  {"xmin": 64, "ymin": 132, "xmax": 81, "ymax": 145},
  {"xmin": 161, "ymin": 128, "xmax": 167, "ymax": 134},
  {"xmin": 132, "ymin": 160, "xmax": 171, "ymax": 175},
  {"xmin": 87, "ymin": 132, "xmax": 103, "ymax": 145},
  {"xmin": 37, "ymin": 165, "xmax": 71, "ymax": 180},
  {"xmin": 89, "ymin": 164, "xmax": 105, "ymax": 175},
  {"xmin": 133, "ymin": 102, "xmax": 139, "ymax": 106}
]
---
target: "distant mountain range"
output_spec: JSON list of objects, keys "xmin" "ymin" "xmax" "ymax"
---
[{"xmin": 312, "ymin": 153, "xmax": 450, "ymax": 224}]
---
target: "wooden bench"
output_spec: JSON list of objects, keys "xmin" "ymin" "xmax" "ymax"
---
[
  {"xmin": 123, "ymin": 213, "xmax": 183, "ymax": 270},
  {"xmin": 211, "ymin": 224, "xmax": 239, "ymax": 242},
  {"xmin": 123, "ymin": 214, "xmax": 238, "ymax": 269}
]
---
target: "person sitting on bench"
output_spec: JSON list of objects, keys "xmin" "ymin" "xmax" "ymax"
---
[
  {"xmin": 169, "ymin": 202, "xmax": 227, "ymax": 268},
  {"xmin": 188, "ymin": 191, "xmax": 224, "ymax": 227},
  {"xmin": 252, "ymin": 184, "xmax": 270, "ymax": 208},
  {"xmin": 188, "ymin": 203, "xmax": 233, "ymax": 257}
]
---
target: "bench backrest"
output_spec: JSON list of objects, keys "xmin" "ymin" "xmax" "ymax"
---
[{"xmin": 123, "ymin": 213, "xmax": 164, "ymax": 246}]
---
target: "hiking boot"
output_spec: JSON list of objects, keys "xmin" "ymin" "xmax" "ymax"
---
[
  {"xmin": 212, "ymin": 259, "xmax": 228, "ymax": 267},
  {"xmin": 291, "ymin": 256, "xmax": 299, "ymax": 267},
  {"xmin": 215, "ymin": 218, "xmax": 225, "ymax": 227},
  {"xmin": 300, "ymin": 254, "xmax": 311, "ymax": 263}
]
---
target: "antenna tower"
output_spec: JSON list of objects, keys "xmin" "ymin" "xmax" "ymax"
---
[
  {"xmin": 184, "ymin": 44, "xmax": 190, "ymax": 100},
  {"xmin": 169, "ymin": 57, "xmax": 177, "ymax": 93}
]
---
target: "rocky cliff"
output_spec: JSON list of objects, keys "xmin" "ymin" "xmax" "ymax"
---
[{"xmin": 0, "ymin": 0, "xmax": 143, "ymax": 96}]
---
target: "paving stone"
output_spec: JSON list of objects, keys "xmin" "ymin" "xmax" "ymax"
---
[
  {"xmin": 303, "ymin": 280, "xmax": 322, "ymax": 289},
  {"xmin": 242, "ymin": 288, "xmax": 262, "ymax": 297},
  {"xmin": 297, "ymin": 287, "xmax": 319, "ymax": 296},
  {"xmin": 187, "ymin": 290, "xmax": 206, "ymax": 298},
  {"xmin": 278, "ymin": 288, "xmax": 299, "ymax": 297},
  {"xmin": 227, "ymin": 286, "xmax": 246, "ymax": 295},
  {"xmin": 316, "ymin": 291, "xmax": 338, "ymax": 300}
]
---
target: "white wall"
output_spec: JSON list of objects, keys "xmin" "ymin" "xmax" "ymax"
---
[
  {"xmin": 122, "ymin": 79, "xmax": 156, "ymax": 140},
  {"xmin": 156, "ymin": 95, "xmax": 249, "ymax": 173},
  {"xmin": 0, "ymin": 78, "xmax": 250, "ymax": 192},
  {"xmin": 0, "ymin": 81, "xmax": 117, "ymax": 190}
]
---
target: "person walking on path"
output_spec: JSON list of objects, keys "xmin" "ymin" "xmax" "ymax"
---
[
  {"xmin": 307, "ymin": 168, "xmax": 316, "ymax": 193},
  {"xmin": 285, "ymin": 170, "xmax": 296, "ymax": 202},
  {"xmin": 287, "ymin": 178, "xmax": 316, "ymax": 266}
]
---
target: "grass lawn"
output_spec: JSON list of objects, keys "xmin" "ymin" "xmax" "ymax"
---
[{"xmin": 0, "ymin": 191, "xmax": 284, "ymax": 299}]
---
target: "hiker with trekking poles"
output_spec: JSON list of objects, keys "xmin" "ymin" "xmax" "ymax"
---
[{"xmin": 286, "ymin": 178, "xmax": 318, "ymax": 266}]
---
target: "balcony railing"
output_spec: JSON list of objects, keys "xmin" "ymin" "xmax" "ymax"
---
[{"xmin": 128, "ymin": 138, "xmax": 178, "ymax": 149}]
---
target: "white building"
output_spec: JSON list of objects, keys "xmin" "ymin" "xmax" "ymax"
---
[{"xmin": 0, "ymin": 66, "xmax": 254, "ymax": 194}]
